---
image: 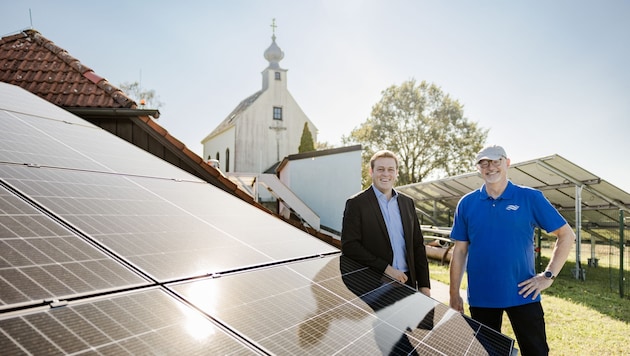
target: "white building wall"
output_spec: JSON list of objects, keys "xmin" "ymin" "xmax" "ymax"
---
[
  {"xmin": 284, "ymin": 91, "xmax": 317, "ymax": 153},
  {"xmin": 202, "ymin": 126, "xmax": 235, "ymax": 171},
  {"xmin": 234, "ymin": 103, "xmax": 270, "ymax": 174},
  {"xmin": 280, "ymin": 148, "xmax": 362, "ymax": 233},
  {"xmin": 234, "ymin": 87, "xmax": 316, "ymax": 174}
]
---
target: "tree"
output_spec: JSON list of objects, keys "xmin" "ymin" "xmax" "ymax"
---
[
  {"xmin": 316, "ymin": 141, "xmax": 334, "ymax": 150},
  {"xmin": 119, "ymin": 81, "xmax": 164, "ymax": 109},
  {"xmin": 342, "ymin": 79, "xmax": 487, "ymax": 186},
  {"xmin": 298, "ymin": 122, "xmax": 316, "ymax": 153}
]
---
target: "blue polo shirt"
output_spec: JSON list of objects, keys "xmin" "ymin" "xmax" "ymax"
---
[{"xmin": 450, "ymin": 181, "xmax": 567, "ymax": 308}]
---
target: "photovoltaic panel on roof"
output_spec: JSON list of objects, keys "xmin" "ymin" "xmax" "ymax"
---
[
  {"xmin": 0, "ymin": 83, "xmax": 88, "ymax": 126},
  {"xmin": 0, "ymin": 108, "xmax": 200, "ymax": 181},
  {"xmin": 0, "ymin": 183, "xmax": 148, "ymax": 308},
  {"xmin": 0, "ymin": 163, "xmax": 337, "ymax": 282},
  {"xmin": 0, "ymin": 288, "xmax": 259, "ymax": 355},
  {"xmin": 171, "ymin": 256, "xmax": 515, "ymax": 355}
]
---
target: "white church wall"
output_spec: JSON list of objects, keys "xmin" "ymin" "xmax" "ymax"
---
[
  {"xmin": 234, "ymin": 88, "xmax": 316, "ymax": 174},
  {"xmin": 234, "ymin": 93, "xmax": 282, "ymax": 173},
  {"xmin": 202, "ymin": 126, "xmax": 235, "ymax": 172},
  {"xmin": 283, "ymin": 91, "xmax": 317, "ymax": 150}
]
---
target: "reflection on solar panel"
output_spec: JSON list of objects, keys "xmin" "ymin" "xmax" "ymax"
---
[
  {"xmin": 0, "ymin": 82, "xmax": 516, "ymax": 354},
  {"xmin": 0, "ymin": 163, "xmax": 337, "ymax": 281},
  {"xmin": 0, "ymin": 288, "xmax": 258, "ymax": 355},
  {"xmin": 172, "ymin": 255, "xmax": 514, "ymax": 355}
]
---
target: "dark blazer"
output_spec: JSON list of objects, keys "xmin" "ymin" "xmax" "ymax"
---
[{"xmin": 341, "ymin": 186, "xmax": 430, "ymax": 290}]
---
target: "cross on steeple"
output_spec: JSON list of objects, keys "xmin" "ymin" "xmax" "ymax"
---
[{"xmin": 270, "ymin": 18, "xmax": 277, "ymax": 37}]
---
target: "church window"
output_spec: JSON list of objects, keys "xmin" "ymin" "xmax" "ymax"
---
[
  {"xmin": 225, "ymin": 148, "xmax": 230, "ymax": 172},
  {"xmin": 273, "ymin": 107, "xmax": 283, "ymax": 120},
  {"xmin": 275, "ymin": 72, "xmax": 281, "ymax": 80}
]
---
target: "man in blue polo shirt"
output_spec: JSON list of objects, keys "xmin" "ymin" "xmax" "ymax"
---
[{"xmin": 449, "ymin": 145, "xmax": 575, "ymax": 356}]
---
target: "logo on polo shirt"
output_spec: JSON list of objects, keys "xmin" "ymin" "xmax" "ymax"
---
[{"xmin": 506, "ymin": 205, "xmax": 520, "ymax": 211}]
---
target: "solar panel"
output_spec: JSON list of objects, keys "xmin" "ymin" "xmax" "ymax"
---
[
  {"xmin": 0, "ymin": 108, "xmax": 200, "ymax": 181},
  {"xmin": 0, "ymin": 288, "xmax": 259, "ymax": 354},
  {"xmin": 0, "ymin": 163, "xmax": 337, "ymax": 282},
  {"xmin": 0, "ymin": 82, "xmax": 516, "ymax": 355},
  {"xmin": 0, "ymin": 183, "xmax": 148, "ymax": 308},
  {"xmin": 171, "ymin": 255, "xmax": 515, "ymax": 355}
]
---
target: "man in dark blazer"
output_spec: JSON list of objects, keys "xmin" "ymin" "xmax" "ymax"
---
[{"xmin": 341, "ymin": 150, "xmax": 431, "ymax": 296}]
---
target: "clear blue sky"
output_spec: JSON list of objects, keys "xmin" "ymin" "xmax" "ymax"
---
[{"xmin": 3, "ymin": 1, "xmax": 629, "ymax": 192}]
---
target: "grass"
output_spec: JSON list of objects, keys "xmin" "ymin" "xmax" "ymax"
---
[{"xmin": 428, "ymin": 257, "xmax": 630, "ymax": 355}]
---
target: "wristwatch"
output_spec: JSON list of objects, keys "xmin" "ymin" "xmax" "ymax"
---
[{"xmin": 543, "ymin": 270, "xmax": 555, "ymax": 280}]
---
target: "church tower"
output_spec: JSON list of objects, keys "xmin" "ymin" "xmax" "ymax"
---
[{"xmin": 201, "ymin": 21, "xmax": 317, "ymax": 175}]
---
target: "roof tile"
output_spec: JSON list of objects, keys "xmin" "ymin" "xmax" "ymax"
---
[{"xmin": 83, "ymin": 71, "xmax": 103, "ymax": 84}]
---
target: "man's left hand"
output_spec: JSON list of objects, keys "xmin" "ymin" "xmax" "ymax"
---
[{"xmin": 517, "ymin": 273, "xmax": 554, "ymax": 299}]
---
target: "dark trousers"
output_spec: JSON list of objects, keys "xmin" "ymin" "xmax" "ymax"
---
[{"xmin": 470, "ymin": 302, "xmax": 549, "ymax": 356}]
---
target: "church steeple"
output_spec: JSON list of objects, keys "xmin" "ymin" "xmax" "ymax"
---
[
  {"xmin": 264, "ymin": 18, "xmax": 284, "ymax": 69},
  {"xmin": 262, "ymin": 19, "xmax": 287, "ymax": 91}
]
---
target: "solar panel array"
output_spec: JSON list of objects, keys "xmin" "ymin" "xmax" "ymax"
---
[{"xmin": 0, "ymin": 82, "xmax": 515, "ymax": 355}]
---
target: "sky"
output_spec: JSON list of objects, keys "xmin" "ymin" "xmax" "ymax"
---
[{"xmin": 3, "ymin": 1, "xmax": 629, "ymax": 192}]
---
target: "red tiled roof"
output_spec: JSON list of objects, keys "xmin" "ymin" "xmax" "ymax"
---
[{"xmin": 0, "ymin": 29, "xmax": 134, "ymax": 109}]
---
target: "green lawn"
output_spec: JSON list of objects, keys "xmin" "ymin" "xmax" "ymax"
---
[{"xmin": 428, "ymin": 258, "xmax": 630, "ymax": 355}]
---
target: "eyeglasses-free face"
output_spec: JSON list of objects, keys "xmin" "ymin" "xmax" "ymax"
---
[{"xmin": 477, "ymin": 158, "xmax": 503, "ymax": 169}]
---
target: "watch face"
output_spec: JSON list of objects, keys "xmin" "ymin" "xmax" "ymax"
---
[{"xmin": 544, "ymin": 271, "xmax": 553, "ymax": 279}]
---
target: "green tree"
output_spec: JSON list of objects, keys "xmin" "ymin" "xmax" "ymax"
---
[
  {"xmin": 119, "ymin": 81, "xmax": 164, "ymax": 109},
  {"xmin": 343, "ymin": 79, "xmax": 487, "ymax": 186},
  {"xmin": 298, "ymin": 122, "xmax": 316, "ymax": 153}
]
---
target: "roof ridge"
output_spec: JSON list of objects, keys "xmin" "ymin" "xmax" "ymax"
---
[
  {"xmin": 0, "ymin": 31, "xmax": 29, "ymax": 45},
  {"xmin": 24, "ymin": 29, "xmax": 135, "ymax": 109}
]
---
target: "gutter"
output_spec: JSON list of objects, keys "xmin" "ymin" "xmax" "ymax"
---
[{"xmin": 65, "ymin": 107, "xmax": 160, "ymax": 119}]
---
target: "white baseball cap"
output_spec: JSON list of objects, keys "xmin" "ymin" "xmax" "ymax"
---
[{"xmin": 475, "ymin": 145, "xmax": 507, "ymax": 163}]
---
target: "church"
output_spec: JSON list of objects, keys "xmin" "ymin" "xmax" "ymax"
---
[
  {"xmin": 200, "ymin": 27, "xmax": 318, "ymax": 175},
  {"xmin": 200, "ymin": 24, "xmax": 362, "ymax": 235}
]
